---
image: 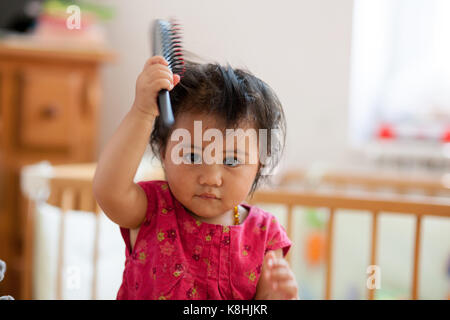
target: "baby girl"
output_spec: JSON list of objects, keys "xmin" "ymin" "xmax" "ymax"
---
[{"xmin": 93, "ymin": 56, "xmax": 298, "ymax": 300}]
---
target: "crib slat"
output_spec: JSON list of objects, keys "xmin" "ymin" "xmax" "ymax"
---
[
  {"xmin": 412, "ymin": 214, "xmax": 422, "ymax": 300},
  {"xmin": 368, "ymin": 211, "xmax": 379, "ymax": 300},
  {"xmin": 22, "ymin": 197, "xmax": 35, "ymax": 300},
  {"xmin": 91, "ymin": 203, "xmax": 102, "ymax": 300},
  {"xmin": 80, "ymin": 187, "xmax": 93, "ymax": 212},
  {"xmin": 324, "ymin": 207, "xmax": 335, "ymax": 300},
  {"xmin": 285, "ymin": 205, "xmax": 294, "ymax": 265},
  {"xmin": 56, "ymin": 188, "xmax": 75, "ymax": 300}
]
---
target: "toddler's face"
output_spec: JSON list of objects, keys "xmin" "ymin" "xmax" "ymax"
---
[{"xmin": 161, "ymin": 112, "xmax": 260, "ymax": 223}]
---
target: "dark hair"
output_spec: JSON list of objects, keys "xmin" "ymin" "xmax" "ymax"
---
[{"xmin": 150, "ymin": 60, "xmax": 286, "ymax": 198}]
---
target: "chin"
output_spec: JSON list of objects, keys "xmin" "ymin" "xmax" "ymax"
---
[{"xmin": 190, "ymin": 203, "xmax": 221, "ymax": 218}]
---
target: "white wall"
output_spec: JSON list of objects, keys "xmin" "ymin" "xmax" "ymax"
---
[{"xmin": 98, "ymin": 0, "xmax": 354, "ymax": 172}]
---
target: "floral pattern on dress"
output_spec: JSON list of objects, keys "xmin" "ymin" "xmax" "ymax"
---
[
  {"xmin": 157, "ymin": 229, "xmax": 165, "ymax": 242},
  {"xmin": 117, "ymin": 180, "xmax": 292, "ymax": 300},
  {"xmin": 242, "ymin": 244, "xmax": 251, "ymax": 256},
  {"xmin": 183, "ymin": 220, "xmax": 196, "ymax": 233},
  {"xmin": 160, "ymin": 241, "xmax": 175, "ymax": 256},
  {"xmin": 244, "ymin": 270, "xmax": 257, "ymax": 283}
]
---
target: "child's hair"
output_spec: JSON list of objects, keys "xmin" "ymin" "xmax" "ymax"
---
[{"xmin": 149, "ymin": 60, "xmax": 286, "ymax": 198}]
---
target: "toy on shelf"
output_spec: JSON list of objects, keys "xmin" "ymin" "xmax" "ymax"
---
[{"xmin": 304, "ymin": 208, "xmax": 327, "ymax": 267}]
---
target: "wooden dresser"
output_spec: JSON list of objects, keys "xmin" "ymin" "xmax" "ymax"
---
[{"xmin": 0, "ymin": 42, "xmax": 114, "ymax": 299}]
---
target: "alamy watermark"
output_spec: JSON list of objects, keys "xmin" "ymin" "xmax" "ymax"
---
[
  {"xmin": 66, "ymin": 5, "xmax": 81, "ymax": 30},
  {"xmin": 366, "ymin": 265, "xmax": 381, "ymax": 290},
  {"xmin": 65, "ymin": 265, "xmax": 81, "ymax": 290},
  {"xmin": 169, "ymin": 121, "xmax": 283, "ymax": 176}
]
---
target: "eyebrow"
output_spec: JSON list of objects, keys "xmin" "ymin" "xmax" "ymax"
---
[{"xmin": 181, "ymin": 144, "xmax": 249, "ymax": 156}]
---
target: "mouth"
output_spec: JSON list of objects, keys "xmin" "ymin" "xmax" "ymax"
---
[{"xmin": 197, "ymin": 193, "xmax": 220, "ymax": 200}]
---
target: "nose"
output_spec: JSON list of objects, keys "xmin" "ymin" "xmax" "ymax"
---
[{"xmin": 198, "ymin": 165, "xmax": 223, "ymax": 187}]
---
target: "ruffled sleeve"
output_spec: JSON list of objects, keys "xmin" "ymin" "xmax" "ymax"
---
[{"xmin": 265, "ymin": 215, "xmax": 292, "ymax": 257}]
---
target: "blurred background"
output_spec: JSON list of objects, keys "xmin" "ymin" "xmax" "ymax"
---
[{"xmin": 0, "ymin": 0, "xmax": 449, "ymax": 300}]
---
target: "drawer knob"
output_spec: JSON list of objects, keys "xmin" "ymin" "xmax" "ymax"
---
[{"xmin": 40, "ymin": 105, "xmax": 59, "ymax": 119}]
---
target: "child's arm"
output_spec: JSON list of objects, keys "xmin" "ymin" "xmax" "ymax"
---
[
  {"xmin": 254, "ymin": 249, "xmax": 299, "ymax": 300},
  {"xmin": 93, "ymin": 56, "xmax": 180, "ymax": 229}
]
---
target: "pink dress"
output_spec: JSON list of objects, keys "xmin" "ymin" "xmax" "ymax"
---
[{"xmin": 117, "ymin": 180, "xmax": 292, "ymax": 300}]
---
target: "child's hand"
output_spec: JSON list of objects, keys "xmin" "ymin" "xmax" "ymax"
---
[
  {"xmin": 132, "ymin": 55, "xmax": 181, "ymax": 117},
  {"xmin": 256, "ymin": 250, "xmax": 299, "ymax": 300}
]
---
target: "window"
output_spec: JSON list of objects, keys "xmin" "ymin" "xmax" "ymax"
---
[{"xmin": 349, "ymin": 0, "xmax": 450, "ymax": 146}]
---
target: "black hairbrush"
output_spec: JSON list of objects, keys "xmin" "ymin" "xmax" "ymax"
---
[{"xmin": 152, "ymin": 19, "xmax": 186, "ymax": 127}]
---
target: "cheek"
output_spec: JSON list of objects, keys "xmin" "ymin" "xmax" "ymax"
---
[
  {"xmin": 163, "ymin": 163, "xmax": 196, "ymax": 195},
  {"xmin": 165, "ymin": 162, "xmax": 192, "ymax": 183},
  {"xmin": 226, "ymin": 166, "xmax": 259, "ymax": 196}
]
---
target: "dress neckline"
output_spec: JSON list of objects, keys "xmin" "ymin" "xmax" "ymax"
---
[{"xmin": 176, "ymin": 200, "xmax": 255, "ymax": 229}]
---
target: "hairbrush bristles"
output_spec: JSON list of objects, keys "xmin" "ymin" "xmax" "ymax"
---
[
  {"xmin": 152, "ymin": 18, "xmax": 186, "ymax": 127},
  {"xmin": 168, "ymin": 19, "xmax": 186, "ymax": 77},
  {"xmin": 153, "ymin": 19, "xmax": 186, "ymax": 77}
]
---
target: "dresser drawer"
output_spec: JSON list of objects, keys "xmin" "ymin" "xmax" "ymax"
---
[{"xmin": 19, "ymin": 67, "xmax": 83, "ymax": 149}]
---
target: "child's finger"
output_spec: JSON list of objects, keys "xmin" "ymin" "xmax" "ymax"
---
[
  {"xmin": 173, "ymin": 74, "xmax": 181, "ymax": 87},
  {"xmin": 273, "ymin": 279, "xmax": 298, "ymax": 300},
  {"xmin": 263, "ymin": 251, "xmax": 276, "ymax": 280},
  {"xmin": 269, "ymin": 257, "xmax": 289, "ymax": 268},
  {"xmin": 268, "ymin": 266, "xmax": 294, "ymax": 282},
  {"xmin": 266, "ymin": 250, "xmax": 276, "ymax": 266},
  {"xmin": 145, "ymin": 62, "xmax": 180, "ymax": 89},
  {"xmin": 267, "ymin": 267, "xmax": 293, "ymax": 291},
  {"xmin": 146, "ymin": 63, "xmax": 172, "ymax": 76},
  {"xmin": 265, "ymin": 258, "xmax": 288, "ymax": 277},
  {"xmin": 145, "ymin": 55, "xmax": 169, "ymax": 67},
  {"xmin": 148, "ymin": 68, "xmax": 174, "ymax": 87},
  {"xmin": 152, "ymin": 78, "xmax": 173, "ymax": 92}
]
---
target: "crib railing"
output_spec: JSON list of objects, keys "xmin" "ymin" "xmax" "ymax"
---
[
  {"xmin": 278, "ymin": 168, "xmax": 450, "ymax": 196},
  {"xmin": 247, "ymin": 188, "xmax": 450, "ymax": 300},
  {"xmin": 23, "ymin": 164, "xmax": 450, "ymax": 300},
  {"xmin": 23, "ymin": 165, "xmax": 102, "ymax": 300},
  {"xmin": 49, "ymin": 177, "xmax": 101, "ymax": 300},
  {"xmin": 22, "ymin": 162, "xmax": 165, "ymax": 299}
]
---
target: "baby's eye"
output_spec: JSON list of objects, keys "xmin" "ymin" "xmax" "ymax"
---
[
  {"xmin": 183, "ymin": 152, "xmax": 202, "ymax": 164},
  {"xmin": 224, "ymin": 157, "xmax": 241, "ymax": 167}
]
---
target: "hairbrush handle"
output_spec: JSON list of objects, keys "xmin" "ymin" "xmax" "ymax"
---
[{"xmin": 157, "ymin": 89, "xmax": 175, "ymax": 126}]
